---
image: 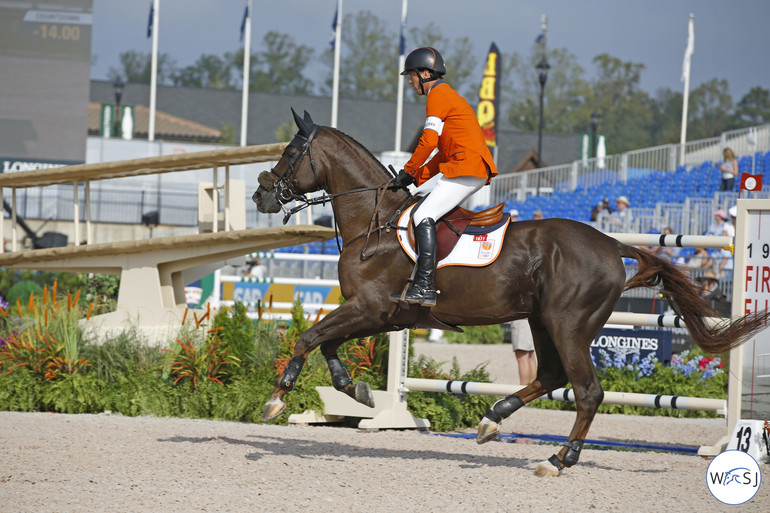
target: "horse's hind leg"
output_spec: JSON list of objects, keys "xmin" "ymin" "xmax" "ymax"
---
[
  {"xmin": 533, "ymin": 348, "xmax": 603, "ymax": 477},
  {"xmin": 477, "ymin": 317, "xmax": 568, "ymax": 443}
]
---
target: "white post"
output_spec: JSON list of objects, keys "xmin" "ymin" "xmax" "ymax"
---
[
  {"xmin": 240, "ymin": 0, "xmax": 252, "ymax": 147},
  {"xmin": 85, "ymin": 181, "xmax": 92, "ymax": 244},
  {"xmin": 148, "ymin": 0, "xmax": 160, "ymax": 142},
  {"xmin": 73, "ymin": 181, "xmax": 80, "ymax": 246},
  {"xmin": 679, "ymin": 14, "xmax": 694, "ymax": 166},
  {"xmin": 330, "ymin": 0, "xmax": 342, "ymax": 128},
  {"xmin": 394, "ymin": 0, "xmax": 407, "ymax": 151},
  {"xmin": 224, "ymin": 165, "xmax": 230, "ymax": 231},
  {"xmin": 212, "ymin": 166, "xmax": 218, "ymax": 233},
  {"xmin": 11, "ymin": 188, "xmax": 17, "ymax": 252}
]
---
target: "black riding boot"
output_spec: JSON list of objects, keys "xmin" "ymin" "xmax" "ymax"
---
[{"xmin": 391, "ymin": 218, "xmax": 437, "ymax": 307}]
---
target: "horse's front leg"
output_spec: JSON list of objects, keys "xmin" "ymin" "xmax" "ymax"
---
[
  {"xmin": 322, "ymin": 346, "xmax": 374, "ymax": 408},
  {"xmin": 262, "ymin": 299, "xmax": 383, "ymax": 422}
]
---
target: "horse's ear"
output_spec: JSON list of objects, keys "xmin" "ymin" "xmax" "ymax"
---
[
  {"xmin": 291, "ymin": 107, "xmax": 311, "ymax": 137},
  {"xmin": 303, "ymin": 110, "xmax": 314, "ymax": 125}
]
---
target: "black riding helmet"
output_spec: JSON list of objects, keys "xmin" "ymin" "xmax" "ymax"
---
[{"xmin": 401, "ymin": 47, "xmax": 446, "ymax": 94}]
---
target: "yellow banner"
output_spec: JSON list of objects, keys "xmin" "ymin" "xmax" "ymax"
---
[{"xmin": 476, "ymin": 42, "xmax": 500, "ymax": 148}]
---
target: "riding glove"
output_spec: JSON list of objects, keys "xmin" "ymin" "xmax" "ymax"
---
[{"xmin": 390, "ymin": 169, "xmax": 416, "ymax": 190}]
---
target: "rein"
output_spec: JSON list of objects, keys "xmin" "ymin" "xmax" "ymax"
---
[{"xmin": 263, "ymin": 126, "xmax": 409, "ymax": 257}]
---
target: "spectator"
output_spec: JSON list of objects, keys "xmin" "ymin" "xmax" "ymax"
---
[
  {"xmin": 510, "ymin": 209, "xmax": 519, "ymax": 221},
  {"xmin": 608, "ymin": 196, "xmax": 631, "ymax": 228},
  {"xmin": 532, "ymin": 209, "xmax": 543, "ymax": 220},
  {"xmin": 696, "ymin": 271, "xmax": 725, "ymax": 301},
  {"xmin": 717, "ymin": 147, "xmax": 738, "ymax": 191},
  {"xmin": 687, "ymin": 247, "xmax": 713, "ymax": 271},
  {"xmin": 244, "ymin": 257, "xmax": 267, "ymax": 278},
  {"xmin": 660, "ymin": 227, "xmax": 684, "ymax": 264},
  {"xmin": 706, "ymin": 210, "xmax": 730, "ymax": 237},
  {"xmin": 601, "ymin": 197, "xmax": 614, "ymax": 215},
  {"xmin": 590, "ymin": 201, "xmax": 604, "ymax": 222},
  {"xmin": 510, "ymin": 319, "xmax": 537, "ymax": 385}
]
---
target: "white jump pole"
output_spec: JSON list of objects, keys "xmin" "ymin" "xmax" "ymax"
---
[{"xmin": 403, "ymin": 378, "xmax": 726, "ymax": 413}]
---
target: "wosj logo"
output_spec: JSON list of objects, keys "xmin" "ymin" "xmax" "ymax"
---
[{"xmin": 706, "ymin": 450, "xmax": 762, "ymax": 505}]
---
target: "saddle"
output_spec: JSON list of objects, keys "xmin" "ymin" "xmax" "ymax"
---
[{"xmin": 407, "ymin": 203, "xmax": 507, "ymax": 261}]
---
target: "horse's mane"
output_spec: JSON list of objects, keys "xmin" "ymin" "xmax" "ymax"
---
[{"xmin": 324, "ymin": 126, "xmax": 396, "ymax": 183}]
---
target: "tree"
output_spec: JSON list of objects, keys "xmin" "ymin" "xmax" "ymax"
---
[
  {"xmin": 408, "ymin": 23, "xmax": 478, "ymax": 100},
  {"xmin": 171, "ymin": 54, "xmax": 236, "ymax": 89},
  {"xmin": 648, "ymin": 87, "xmax": 683, "ymax": 146},
  {"xmin": 108, "ymin": 50, "xmax": 176, "ymax": 85},
  {"xmin": 686, "ymin": 78, "xmax": 733, "ymax": 140},
  {"xmin": 330, "ymin": 10, "xmax": 399, "ymax": 100},
  {"xmin": 504, "ymin": 46, "xmax": 591, "ymax": 134},
  {"xmin": 588, "ymin": 53, "xmax": 654, "ymax": 153},
  {"xmin": 245, "ymin": 31, "xmax": 315, "ymax": 95},
  {"xmin": 731, "ymin": 86, "xmax": 770, "ymax": 127}
]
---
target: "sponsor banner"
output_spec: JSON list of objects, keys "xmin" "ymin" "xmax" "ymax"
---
[
  {"xmin": 476, "ymin": 42, "xmax": 499, "ymax": 148},
  {"xmin": 590, "ymin": 328, "xmax": 672, "ymax": 368},
  {"xmin": 1, "ymin": 157, "xmax": 80, "ymax": 173},
  {"xmin": 222, "ymin": 281, "xmax": 342, "ymax": 315}
]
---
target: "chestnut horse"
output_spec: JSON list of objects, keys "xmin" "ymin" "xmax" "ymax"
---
[{"xmin": 253, "ymin": 110, "xmax": 768, "ymax": 476}]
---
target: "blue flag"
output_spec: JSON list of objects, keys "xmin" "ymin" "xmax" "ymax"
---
[
  {"xmin": 329, "ymin": 3, "xmax": 338, "ymax": 49},
  {"xmin": 535, "ymin": 32, "xmax": 545, "ymax": 45},
  {"xmin": 147, "ymin": 2, "xmax": 154, "ymax": 38},
  {"xmin": 240, "ymin": 3, "xmax": 249, "ymax": 42},
  {"xmin": 399, "ymin": 14, "xmax": 407, "ymax": 57}
]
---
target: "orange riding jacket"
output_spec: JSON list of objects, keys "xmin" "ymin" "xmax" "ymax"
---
[{"xmin": 404, "ymin": 81, "xmax": 497, "ymax": 186}]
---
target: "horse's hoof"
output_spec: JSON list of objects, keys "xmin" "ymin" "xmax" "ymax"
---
[
  {"xmin": 476, "ymin": 417, "xmax": 500, "ymax": 444},
  {"xmin": 355, "ymin": 382, "xmax": 375, "ymax": 408},
  {"xmin": 534, "ymin": 460, "xmax": 561, "ymax": 477},
  {"xmin": 262, "ymin": 398, "xmax": 287, "ymax": 422}
]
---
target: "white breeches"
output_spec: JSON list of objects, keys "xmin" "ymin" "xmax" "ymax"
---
[{"xmin": 412, "ymin": 175, "xmax": 487, "ymax": 225}]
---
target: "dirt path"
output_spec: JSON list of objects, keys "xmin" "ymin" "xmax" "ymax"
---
[{"xmin": 2, "ymin": 409, "xmax": 768, "ymax": 512}]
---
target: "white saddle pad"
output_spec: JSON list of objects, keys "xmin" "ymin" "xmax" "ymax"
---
[{"xmin": 396, "ymin": 204, "xmax": 510, "ymax": 269}]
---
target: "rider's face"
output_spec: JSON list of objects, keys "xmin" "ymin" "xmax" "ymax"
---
[{"xmin": 407, "ymin": 70, "xmax": 426, "ymax": 95}]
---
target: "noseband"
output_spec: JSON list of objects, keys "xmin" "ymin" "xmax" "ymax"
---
[{"xmin": 259, "ymin": 125, "xmax": 322, "ymax": 206}]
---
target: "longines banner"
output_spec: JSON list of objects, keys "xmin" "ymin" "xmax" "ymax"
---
[
  {"xmin": 590, "ymin": 328, "xmax": 673, "ymax": 368},
  {"xmin": 476, "ymin": 42, "xmax": 500, "ymax": 148}
]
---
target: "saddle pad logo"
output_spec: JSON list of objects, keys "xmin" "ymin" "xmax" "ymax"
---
[
  {"xmin": 478, "ymin": 240, "xmax": 495, "ymax": 259},
  {"xmin": 473, "ymin": 234, "xmax": 488, "ymax": 241}
]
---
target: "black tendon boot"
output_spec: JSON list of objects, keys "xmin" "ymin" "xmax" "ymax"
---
[{"xmin": 391, "ymin": 218, "xmax": 437, "ymax": 306}]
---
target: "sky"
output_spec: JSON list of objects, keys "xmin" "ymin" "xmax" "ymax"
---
[{"xmin": 90, "ymin": 0, "xmax": 768, "ymax": 102}]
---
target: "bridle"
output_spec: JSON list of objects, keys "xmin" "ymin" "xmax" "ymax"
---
[{"xmin": 257, "ymin": 125, "xmax": 410, "ymax": 258}]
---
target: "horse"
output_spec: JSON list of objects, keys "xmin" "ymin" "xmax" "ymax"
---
[{"xmin": 253, "ymin": 109, "xmax": 769, "ymax": 477}]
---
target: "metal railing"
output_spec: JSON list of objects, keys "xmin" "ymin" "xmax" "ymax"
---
[{"xmin": 488, "ymin": 123, "xmax": 770, "ymax": 203}]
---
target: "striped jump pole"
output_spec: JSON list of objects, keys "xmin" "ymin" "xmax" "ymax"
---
[{"xmin": 402, "ymin": 377, "xmax": 726, "ymax": 413}]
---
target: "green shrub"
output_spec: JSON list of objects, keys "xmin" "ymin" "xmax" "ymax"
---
[
  {"xmin": 406, "ymin": 354, "xmax": 496, "ymax": 431},
  {"xmin": 7, "ymin": 280, "xmax": 42, "ymax": 307}
]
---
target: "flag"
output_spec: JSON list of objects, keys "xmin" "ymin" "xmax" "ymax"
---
[
  {"xmin": 740, "ymin": 173, "xmax": 763, "ymax": 192},
  {"xmin": 240, "ymin": 2, "xmax": 249, "ymax": 43},
  {"xmin": 147, "ymin": 1, "xmax": 154, "ymax": 38},
  {"xmin": 535, "ymin": 32, "xmax": 545, "ymax": 44},
  {"xmin": 399, "ymin": 9, "xmax": 407, "ymax": 57},
  {"xmin": 681, "ymin": 14, "xmax": 694, "ymax": 82},
  {"xmin": 330, "ymin": 3, "xmax": 338, "ymax": 49},
  {"xmin": 476, "ymin": 43, "xmax": 500, "ymax": 148}
]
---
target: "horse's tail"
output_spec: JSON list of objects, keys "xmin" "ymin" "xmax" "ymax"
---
[{"xmin": 619, "ymin": 242, "xmax": 769, "ymax": 354}]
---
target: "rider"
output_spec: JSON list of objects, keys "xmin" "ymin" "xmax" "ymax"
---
[{"xmin": 390, "ymin": 47, "xmax": 498, "ymax": 307}]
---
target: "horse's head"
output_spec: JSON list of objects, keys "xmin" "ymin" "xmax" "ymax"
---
[{"xmin": 252, "ymin": 109, "xmax": 323, "ymax": 215}]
